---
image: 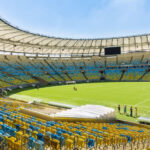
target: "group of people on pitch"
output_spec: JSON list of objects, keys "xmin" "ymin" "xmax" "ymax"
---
[{"xmin": 117, "ymin": 105, "xmax": 138, "ymax": 117}]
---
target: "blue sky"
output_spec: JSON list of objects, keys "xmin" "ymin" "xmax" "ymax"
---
[{"xmin": 0, "ymin": 0, "xmax": 150, "ymax": 38}]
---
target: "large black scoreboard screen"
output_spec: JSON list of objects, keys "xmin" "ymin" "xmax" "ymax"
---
[{"xmin": 105, "ymin": 47, "xmax": 121, "ymax": 55}]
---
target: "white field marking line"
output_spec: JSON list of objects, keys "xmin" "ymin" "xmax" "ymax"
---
[
  {"xmin": 21, "ymin": 91, "xmax": 90, "ymax": 102},
  {"xmin": 134, "ymin": 97, "xmax": 150, "ymax": 106},
  {"xmin": 11, "ymin": 94, "xmax": 150, "ymax": 110},
  {"xmin": 10, "ymin": 94, "xmax": 116, "ymax": 107},
  {"xmin": 32, "ymin": 93, "xmax": 116, "ymax": 106},
  {"xmin": 147, "ymin": 110, "xmax": 150, "ymax": 113},
  {"xmin": 10, "ymin": 94, "xmax": 77, "ymax": 102},
  {"xmin": 9, "ymin": 94, "xmax": 43, "ymax": 102},
  {"xmin": 14, "ymin": 89, "xmax": 94, "ymax": 102}
]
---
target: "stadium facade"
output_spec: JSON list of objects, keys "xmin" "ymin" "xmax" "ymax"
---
[{"xmin": 0, "ymin": 18, "xmax": 150, "ymax": 91}]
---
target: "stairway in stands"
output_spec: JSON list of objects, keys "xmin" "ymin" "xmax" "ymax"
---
[
  {"xmin": 16, "ymin": 61, "xmax": 48, "ymax": 85},
  {"xmin": 119, "ymin": 69, "xmax": 127, "ymax": 81},
  {"xmin": 138, "ymin": 68, "xmax": 150, "ymax": 81}
]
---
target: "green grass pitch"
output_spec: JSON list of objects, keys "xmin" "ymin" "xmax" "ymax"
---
[{"xmin": 10, "ymin": 82, "xmax": 150, "ymax": 122}]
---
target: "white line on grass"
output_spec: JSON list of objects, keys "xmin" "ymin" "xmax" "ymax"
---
[
  {"xmin": 10, "ymin": 94, "xmax": 116, "ymax": 107},
  {"xmin": 134, "ymin": 98, "xmax": 150, "ymax": 106}
]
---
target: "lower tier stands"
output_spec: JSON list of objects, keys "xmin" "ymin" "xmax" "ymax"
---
[{"xmin": 0, "ymin": 99, "xmax": 150, "ymax": 150}]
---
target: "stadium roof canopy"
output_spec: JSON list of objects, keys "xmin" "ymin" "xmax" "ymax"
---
[{"xmin": 0, "ymin": 18, "xmax": 150, "ymax": 57}]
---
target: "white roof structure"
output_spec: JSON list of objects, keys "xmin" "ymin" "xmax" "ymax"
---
[
  {"xmin": 51, "ymin": 105, "xmax": 115, "ymax": 120},
  {"xmin": 0, "ymin": 18, "xmax": 150, "ymax": 57}
]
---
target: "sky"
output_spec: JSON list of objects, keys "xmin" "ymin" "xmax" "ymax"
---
[{"xmin": 0, "ymin": 0, "xmax": 150, "ymax": 39}]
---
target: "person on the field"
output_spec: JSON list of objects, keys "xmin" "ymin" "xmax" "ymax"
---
[
  {"xmin": 130, "ymin": 106, "xmax": 133, "ymax": 117},
  {"xmin": 124, "ymin": 105, "xmax": 127, "ymax": 115},
  {"xmin": 135, "ymin": 107, "xmax": 138, "ymax": 117},
  {"xmin": 73, "ymin": 87, "xmax": 77, "ymax": 91},
  {"xmin": 118, "ymin": 105, "xmax": 121, "ymax": 114}
]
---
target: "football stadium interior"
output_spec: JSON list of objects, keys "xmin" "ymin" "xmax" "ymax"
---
[{"xmin": 0, "ymin": 18, "xmax": 150, "ymax": 150}]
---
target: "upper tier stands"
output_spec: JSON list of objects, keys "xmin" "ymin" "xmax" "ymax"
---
[{"xmin": 0, "ymin": 52, "xmax": 150, "ymax": 89}]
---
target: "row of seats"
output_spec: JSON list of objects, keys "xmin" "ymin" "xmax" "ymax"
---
[
  {"xmin": 0, "ymin": 99, "xmax": 150, "ymax": 149},
  {"xmin": 0, "ymin": 54, "xmax": 150, "ymax": 88}
]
